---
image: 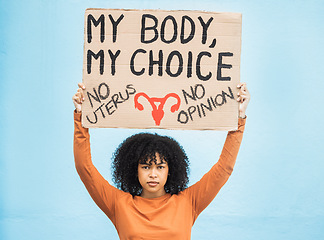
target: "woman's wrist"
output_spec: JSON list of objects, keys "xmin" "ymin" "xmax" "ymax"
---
[{"xmin": 239, "ymin": 111, "xmax": 246, "ymax": 118}]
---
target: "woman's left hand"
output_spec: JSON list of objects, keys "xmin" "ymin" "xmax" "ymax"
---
[{"xmin": 237, "ymin": 83, "xmax": 250, "ymax": 118}]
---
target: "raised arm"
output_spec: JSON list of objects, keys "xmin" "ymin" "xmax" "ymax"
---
[
  {"xmin": 73, "ymin": 83, "xmax": 119, "ymax": 222},
  {"xmin": 186, "ymin": 83, "xmax": 250, "ymax": 219}
]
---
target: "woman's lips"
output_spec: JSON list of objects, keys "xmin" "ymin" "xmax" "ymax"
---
[{"xmin": 147, "ymin": 182, "xmax": 158, "ymax": 187}]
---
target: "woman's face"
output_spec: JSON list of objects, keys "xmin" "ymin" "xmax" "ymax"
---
[{"xmin": 137, "ymin": 153, "xmax": 169, "ymax": 199}]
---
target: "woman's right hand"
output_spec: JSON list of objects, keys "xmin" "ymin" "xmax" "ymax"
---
[{"xmin": 72, "ymin": 83, "xmax": 86, "ymax": 113}]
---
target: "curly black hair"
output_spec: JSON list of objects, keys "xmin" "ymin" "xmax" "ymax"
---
[{"xmin": 112, "ymin": 133, "xmax": 189, "ymax": 196}]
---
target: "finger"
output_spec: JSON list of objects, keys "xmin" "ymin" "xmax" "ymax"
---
[
  {"xmin": 237, "ymin": 90, "xmax": 247, "ymax": 98},
  {"xmin": 238, "ymin": 94, "xmax": 250, "ymax": 103},
  {"xmin": 76, "ymin": 88, "xmax": 85, "ymax": 101},
  {"xmin": 78, "ymin": 82, "xmax": 86, "ymax": 90},
  {"xmin": 237, "ymin": 86, "xmax": 246, "ymax": 93},
  {"xmin": 237, "ymin": 82, "xmax": 246, "ymax": 89},
  {"xmin": 241, "ymin": 96, "xmax": 247, "ymax": 103},
  {"xmin": 239, "ymin": 89, "xmax": 250, "ymax": 100},
  {"xmin": 240, "ymin": 83, "xmax": 247, "ymax": 92},
  {"xmin": 72, "ymin": 95, "xmax": 81, "ymax": 104},
  {"xmin": 77, "ymin": 92, "xmax": 85, "ymax": 102},
  {"xmin": 243, "ymin": 85, "xmax": 250, "ymax": 95},
  {"xmin": 73, "ymin": 97, "xmax": 80, "ymax": 105},
  {"xmin": 239, "ymin": 93, "xmax": 248, "ymax": 98},
  {"xmin": 76, "ymin": 92, "xmax": 84, "ymax": 103},
  {"xmin": 238, "ymin": 88, "xmax": 247, "ymax": 94},
  {"xmin": 240, "ymin": 90, "xmax": 250, "ymax": 98}
]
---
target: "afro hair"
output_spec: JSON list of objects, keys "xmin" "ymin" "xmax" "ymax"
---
[{"xmin": 112, "ymin": 133, "xmax": 190, "ymax": 196}]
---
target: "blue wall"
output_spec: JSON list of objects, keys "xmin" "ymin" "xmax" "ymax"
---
[{"xmin": 1, "ymin": 0, "xmax": 324, "ymax": 239}]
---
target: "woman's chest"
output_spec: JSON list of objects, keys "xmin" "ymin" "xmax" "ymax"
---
[{"xmin": 114, "ymin": 196, "xmax": 193, "ymax": 239}]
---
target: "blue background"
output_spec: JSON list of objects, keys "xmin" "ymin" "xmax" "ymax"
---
[{"xmin": 1, "ymin": 0, "xmax": 324, "ymax": 239}]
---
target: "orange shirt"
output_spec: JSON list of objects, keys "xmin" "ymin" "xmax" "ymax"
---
[{"xmin": 73, "ymin": 112, "xmax": 245, "ymax": 240}]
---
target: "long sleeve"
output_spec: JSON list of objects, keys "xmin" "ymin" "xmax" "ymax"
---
[
  {"xmin": 73, "ymin": 111, "xmax": 120, "ymax": 223},
  {"xmin": 185, "ymin": 117, "xmax": 246, "ymax": 220}
]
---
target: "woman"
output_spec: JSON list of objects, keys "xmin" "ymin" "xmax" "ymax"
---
[{"xmin": 73, "ymin": 82, "xmax": 250, "ymax": 239}]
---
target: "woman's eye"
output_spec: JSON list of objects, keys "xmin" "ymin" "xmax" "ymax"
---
[
  {"xmin": 158, "ymin": 166, "xmax": 164, "ymax": 169},
  {"xmin": 142, "ymin": 166, "xmax": 149, "ymax": 169}
]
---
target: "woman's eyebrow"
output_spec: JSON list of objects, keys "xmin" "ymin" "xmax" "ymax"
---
[
  {"xmin": 156, "ymin": 162, "xmax": 167, "ymax": 165},
  {"xmin": 139, "ymin": 162, "xmax": 166, "ymax": 165},
  {"xmin": 139, "ymin": 162, "xmax": 151, "ymax": 165}
]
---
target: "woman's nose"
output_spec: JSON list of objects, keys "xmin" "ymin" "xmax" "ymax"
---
[{"xmin": 149, "ymin": 168, "xmax": 157, "ymax": 178}]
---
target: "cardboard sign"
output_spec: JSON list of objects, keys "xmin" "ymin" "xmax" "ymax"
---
[{"xmin": 82, "ymin": 8, "xmax": 242, "ymax": 130}]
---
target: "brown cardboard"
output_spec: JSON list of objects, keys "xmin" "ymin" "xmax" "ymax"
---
[{"xmin": 82, "ymin": 8, "xmax": 242, "ymax": 130}]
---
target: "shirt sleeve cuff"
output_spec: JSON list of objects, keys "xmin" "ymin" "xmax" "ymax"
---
[
  {"xmin": 74, "ymin": 110, "xmax": 82, "ymax": 122},
  {"xmin": 238, "ymin": 116, "xmax": 246, "ymax": 127}
]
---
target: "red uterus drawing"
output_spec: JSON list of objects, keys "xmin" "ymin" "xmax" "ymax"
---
[{"xmin": 134, "ymin": 92, "xmax": 181, "ymax": 126}]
